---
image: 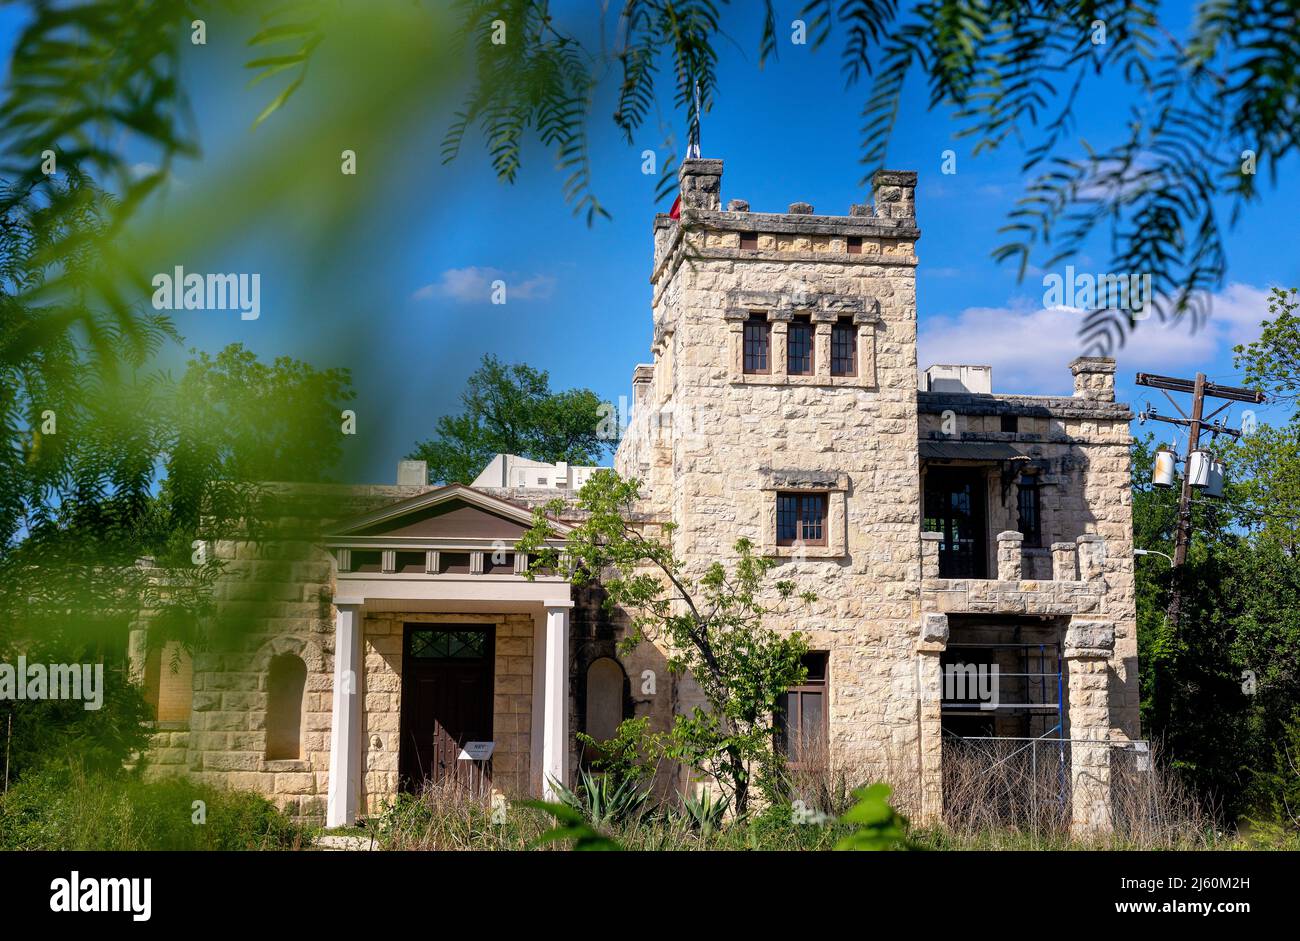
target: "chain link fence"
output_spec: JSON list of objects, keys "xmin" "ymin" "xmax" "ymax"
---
[{"xmin": 941, "ymin": 735, "xmax": 1205, "ymax": 845}]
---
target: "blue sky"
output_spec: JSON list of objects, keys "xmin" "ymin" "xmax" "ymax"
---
[{"xmin": 4, "ymin": 3, "xmax": 1296, "ymax": 483}]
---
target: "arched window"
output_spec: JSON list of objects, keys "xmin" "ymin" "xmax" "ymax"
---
[
  {"xmin": 585, "ymin": 658, "xmax": 626, "ymax": 744},
  {"xmin": 265, "ymin": 654, "xmax": 307, "ymax": 760}
]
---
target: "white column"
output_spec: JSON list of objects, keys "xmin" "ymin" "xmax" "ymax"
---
[
  {"xmin": 327, "ymin": 601, "xmax": 363, "ymax": 827},
  {"xmin": 541, "ymin": 604, "xmax": 571, "ymax": 800}
]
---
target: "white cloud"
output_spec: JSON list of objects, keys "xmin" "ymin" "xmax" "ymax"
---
[
  {"xmin": 918, "ymin": 282, "xmax": 1275, "ymax": 396},
  {"xmin": 412, "ymin": 266, "xmax": 556, "ymax": 304}
]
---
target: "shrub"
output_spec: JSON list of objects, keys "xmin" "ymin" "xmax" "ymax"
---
[{"xmin": 0, "ymin": 767, "xmax": 308, "ymax": 850}]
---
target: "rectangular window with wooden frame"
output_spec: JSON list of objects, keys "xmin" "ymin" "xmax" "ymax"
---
[
  {"xmin": 743, "ymin": 312, "xmax": 770, "ymax": 374},
  {"xmin": 776, "ymin": 492, "xmax": 827, "ymax": 546},
  {"xmin": 830, "ymin": 317, "xmax": 857, "ymax": 376},
  {"xmin": 775, "ymin": 652, "xmax": 829, "ymax": 769},
  {"xmin": 1017, "ymin": 475, "xmax": 1042, "ymax": 548},
  {"xmin": 787, "ymin": 315, "xmax": 814, "ymax": 376}
]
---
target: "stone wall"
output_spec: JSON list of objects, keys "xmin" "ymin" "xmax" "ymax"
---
[{"xmin": 917, "ymin": 375, "xmax": 1139, "ymax": 738}]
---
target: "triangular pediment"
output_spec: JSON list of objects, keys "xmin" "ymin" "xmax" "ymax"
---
[{"xmin": 329, "ymin": 484, "xmax": 566, "ymax": 541}]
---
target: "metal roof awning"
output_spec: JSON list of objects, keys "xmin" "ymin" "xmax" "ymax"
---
[{"xmin": 919, "ymin": 441, "xmax": 1024, "ymax": 461}]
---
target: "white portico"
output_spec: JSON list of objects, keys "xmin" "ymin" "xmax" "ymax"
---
[{"xmin": 322, "ymin": 484, "xmax": 573, "ymax": 827}]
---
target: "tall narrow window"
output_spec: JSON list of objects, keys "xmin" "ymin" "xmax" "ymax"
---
[
  {"xmin": 265, "ymin": 653, "xmax": 307, "ymax": 760},
  {"xmin": 831, "ymin": 318, "xmax": 857, "ymax": 376},
  {"xmin": 743, "ymin": 313, "xmax": 770, "ymax": 374},
  {"xmin": 143, "ymin": 642, "xmax": 193, "ymax": 722},
  {"xmin": 776, "ymin": 492, "xmax": 827, "ymax": 546},
  {"xmin": 1017, "ymin": 474, "xmax": 1042, "ymax": 548},
  {"xmin": 788, "ymin": 315, "xmax": 814, "ymax": 375},
  {"xmin": 776, "ymin": 652, "xmax": 829, "ymax": 768}
]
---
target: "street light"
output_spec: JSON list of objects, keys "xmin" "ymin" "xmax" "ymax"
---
[{"xmin": 1134, "ymin": 548, "xmax": 1173, "ymax": 567}]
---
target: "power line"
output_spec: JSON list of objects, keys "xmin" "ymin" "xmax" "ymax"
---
[{"xmin": 1135, "ymin": 371, "xmax": 1265, "ymax": 619}]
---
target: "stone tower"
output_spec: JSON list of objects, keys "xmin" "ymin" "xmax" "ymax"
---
[{"xmin": 615, "ymin": 158, "xmax": 926, "ymax": 774}]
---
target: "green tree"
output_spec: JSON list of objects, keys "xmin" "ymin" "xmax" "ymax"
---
[
  {"xmin": 517, "ymin": 469, "xmax": 811, "ymax": 815},
  {"xmin": 1235, "ymin": 287, "xmax": 1300, "ymax": 405},
  {"xmin": 1133, "ymin": 286, "xmax": 1300, "ymax": 821},
  {"xmin": 406, "ymin": 354, "xmax": 615, "ymax": 485},
  {"xmin": 0, "ymin": 341, "xmax": 355, "ymax": 784}
]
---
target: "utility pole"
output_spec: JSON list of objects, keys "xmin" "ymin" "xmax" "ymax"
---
[
  {"xmin": 1135, "ymin": 372, "xmax": 1262, "ymax": 735},
  {"xmin": 1136, "ymin": 372, "xmax": 1263, "ymax": 582}
]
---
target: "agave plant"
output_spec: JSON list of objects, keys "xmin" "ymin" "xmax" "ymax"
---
[
  {"xmin": 673, "ymin": 789, "xmax": 729, "ymax": 839},
  {"xmin": 552, "ymin": 767, "xmax": 651, "ymax": 829}
]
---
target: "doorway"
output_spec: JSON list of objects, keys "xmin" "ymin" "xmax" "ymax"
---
[
  {"xmin": 923, "ymin": 468, "xmax": 989, "ymax": 578},
  {"xmin": 398, "ymin": 623, "xmax": 495, "ymax": 794}
]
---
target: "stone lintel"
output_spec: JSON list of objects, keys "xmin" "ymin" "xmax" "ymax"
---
[{"xmin": 759, "ymin": 468, "xmax": 850, "ymax": 491}]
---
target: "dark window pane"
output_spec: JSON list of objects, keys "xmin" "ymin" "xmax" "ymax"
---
[
  {"xmin": 1017, "ymin": 477, "xmax": 1041, "ymax": 548},
  {"xmin": 409, "ymin": 628, "xmax": 488, "ymax": 659},
  {"xmin": 803, "ymin": 651, "xmax": 829, "ymax": 682},
  {"xmin": 777, "ymin": 494, "xmax": 799, "ymax": 544},
  {"xmin": 740, "ymin": 232, "xmax": 758, "ymax": 250},
  {"xmin": 924, "ymin": 471, "xmax": 988, "ymax": 578},
  {"xmin": 801, "ymin": 494, "xmax": 826, "ymax": 545},
  {"xmin": 777, "ymin": 492, "xmax": 827, "ymax": 546},
  {"xmin": 788, "ymin": 318, "xmax": 813, "ymax": 375},
  {"xmin": 831, "ymin": 320, "xmax": 856, "ymax": 376},
  {"xmin": 743, "ymin": 314, "xmax": 770, "ymax": 374}
]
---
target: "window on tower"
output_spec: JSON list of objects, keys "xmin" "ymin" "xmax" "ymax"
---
[
  {"xmin": 788, "ymin": 315, "xmax": 814, "ymax": 376},
  {"xmin": 777, "ymin": 492, "xmax": 827, "ymax": 546},
  {"xmin": 743, "ymin": 313, "xmax": 770, "ymax": 374},
  {"xmin": 831, "ymin": 317, "xmax": 857, "ymax": 376}
]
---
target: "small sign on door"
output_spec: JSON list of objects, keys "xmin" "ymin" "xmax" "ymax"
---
[{"xmin": 458, "ymin": 741, "xmax": 495, "ymax": 761}]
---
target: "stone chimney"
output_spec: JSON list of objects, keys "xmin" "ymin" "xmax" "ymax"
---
[
  {"xmin": 678, "ymin": 158, "xmax": 723, "ymax": 211},
  {"xmin": 397, "ymin": 460, "xmax": 427, "ymax": 486},
  {"xmin": 1070, "ymin": 357, "xmax": 1116, "ymax": 402},
  {"xmin": 872, "ymin": 170, "xmax": 917, "ymax": 220}
]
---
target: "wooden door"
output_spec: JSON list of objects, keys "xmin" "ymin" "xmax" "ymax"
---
[{"xmin": 398, "ymin": 624, "xmax": 495, "ymax": 794}]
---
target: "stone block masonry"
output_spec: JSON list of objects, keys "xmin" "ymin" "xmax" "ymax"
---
[{"xmin": 134, "ymin": 156, "xmax": 1139, "ymax": 835}]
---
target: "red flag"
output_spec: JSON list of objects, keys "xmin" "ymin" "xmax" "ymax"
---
[{"xmin": 669, "ymin": 194, "xmax": 681, "ymax": 219}]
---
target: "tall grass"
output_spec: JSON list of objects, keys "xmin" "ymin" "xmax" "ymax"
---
[
  {"xmin": 373, "ymin": 743, "xmax": 1245, "ymax": 851},
  {"xmin": 0, "ymin": 766, "xmax": 309, "ymax": 850},
  {"xmin": 930, "ymin": 738, "xmax": 1220, "ymax": 850}
]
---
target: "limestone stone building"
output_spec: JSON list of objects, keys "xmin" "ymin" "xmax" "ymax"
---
[{"xmin": 138, "ymin": 158, "xmax": 1140, "ymax": 836}]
